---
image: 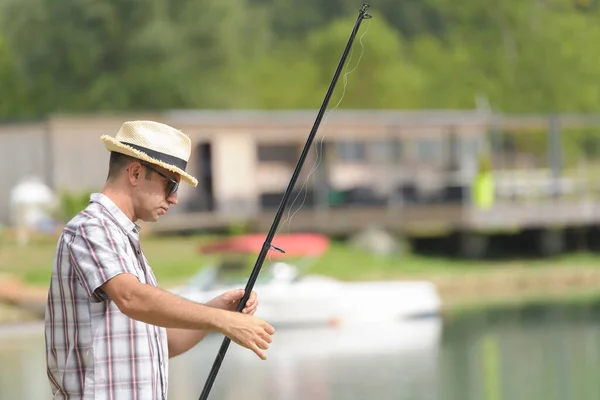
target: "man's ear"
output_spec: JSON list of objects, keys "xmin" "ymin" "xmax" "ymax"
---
[{"xmin": 127, "ymin": 162, "xmax": 143, "ymax": 185}]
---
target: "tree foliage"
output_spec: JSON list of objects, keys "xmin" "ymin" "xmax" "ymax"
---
[{"xmin": 0, "ymin": 0, "xmax": 599, "ymax": 119}]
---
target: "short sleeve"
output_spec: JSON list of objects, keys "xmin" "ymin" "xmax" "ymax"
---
[{"xmin": 67, "ymin": 218, "xmax": 140, "ymax": 302}]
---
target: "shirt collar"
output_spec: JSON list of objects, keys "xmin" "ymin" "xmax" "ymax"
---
[{"xmin": 89, "ymin": 193, "xmax": 141, "ymax": 235}]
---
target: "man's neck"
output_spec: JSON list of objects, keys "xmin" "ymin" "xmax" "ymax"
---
[{"xmin": 101, "ymin": 186, "xmax": 136, "ymax": 222}]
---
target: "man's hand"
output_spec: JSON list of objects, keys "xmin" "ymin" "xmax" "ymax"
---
[
  {"xmin": 219, "ymin": 312, "xmax": 275, "ymax": 360},
  {"xmin": 207, "ymin": 289, "xmax": 258, "ymax": 315},
  {"xmin": 209, "ymin": 289, "xmax": 274, "ymax": 360},
  {"xmin": 100, "ymin": 274, "xmax": 273, "ymax": 359}
]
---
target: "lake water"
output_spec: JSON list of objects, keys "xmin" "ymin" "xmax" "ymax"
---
[{"xmin": 1, "ymin": 305, "xmax": 599, "ymax": 400}]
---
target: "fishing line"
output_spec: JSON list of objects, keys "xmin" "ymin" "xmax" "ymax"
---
[
  {"xmin": 246, "ymin": 15, "xmax": 371, "ymax": 329},
  {"xmin": 198, "ymin": 7, "xmax": 372, "ymax": 398},
  {"xmin": 275, "ymin": 18, "xmax": 372, "ymax": 239}
]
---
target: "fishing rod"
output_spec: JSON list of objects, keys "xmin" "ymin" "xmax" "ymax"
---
[{"xmin": 198, "ymin": 4, "xmax": 372, "ymax": 399}]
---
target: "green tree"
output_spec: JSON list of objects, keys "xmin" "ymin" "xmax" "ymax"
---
[
  {"xmin": 1, "ymin": 0, "xmax": 600, "ymax": 119},
  {"xmin": 0, "ymin": 0, "xmax": 271, "ymax": 115}
]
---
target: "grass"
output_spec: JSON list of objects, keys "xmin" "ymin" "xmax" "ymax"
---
[
  {"xmin": 0, "ymin": 231, "xmax": 578, "ymax": 284},
  {"xmin": 3, "ymin": 231, "xmax": 600, "ymax": 315},
  {"xmin": 0, "ymin": 232, "xmax": 220, "ymax": 287}
]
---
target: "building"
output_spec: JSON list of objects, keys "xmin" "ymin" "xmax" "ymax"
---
[{"xmin": 2, "ymin": 110, "xmax": 600, "ymax": 257}]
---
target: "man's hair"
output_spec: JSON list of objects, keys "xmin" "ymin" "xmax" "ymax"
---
[{"xmin": 107, "ymin": 152, "xmax": 138, "ymax": 181}]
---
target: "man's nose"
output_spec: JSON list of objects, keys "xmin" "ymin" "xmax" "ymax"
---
[{"xmin": 167, "ymin": 191, "xmax": 178, "ymax": 205}]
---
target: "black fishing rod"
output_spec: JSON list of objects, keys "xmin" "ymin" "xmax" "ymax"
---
[{"xmin": 198, "ymin": 4, "xmax": 372, "ymax": 399}]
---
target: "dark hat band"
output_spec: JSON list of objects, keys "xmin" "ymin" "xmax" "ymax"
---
[{"xmin": 120, "ymin": 142, "xmax": 188, "ymax": 171}]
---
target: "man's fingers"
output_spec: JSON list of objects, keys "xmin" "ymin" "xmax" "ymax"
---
[
  {"xmin": 256, "ymin": 337, "xmax": 270, "ymax": 350},
  {"xmin": 264, "ymin": 323, "xmax": 275, "ymax": 335},
  {"xmin": 243, "ymin": 304, "xmax": 257, "ymax": 314},
  {"xmin": 259, "ymin": 330, "xmax": 273, "ymax": 343},
  {"xmin": 227, "ymin": 312, "xmax": 272, "ymax": 360},
  {"xmin": 252, "ymin": 343, "xmax": 267, "ymax": 360}
]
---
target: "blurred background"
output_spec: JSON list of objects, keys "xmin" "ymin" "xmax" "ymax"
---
[{"xmin": 2, "ymin": 0, "xmax": 600, "ymax": 399}]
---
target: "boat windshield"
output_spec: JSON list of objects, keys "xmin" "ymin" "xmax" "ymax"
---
[{"xmin": 186, "ymin": 258, "xmax": 303, "ymax": 290}]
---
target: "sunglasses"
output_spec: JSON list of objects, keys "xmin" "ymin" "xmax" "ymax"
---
[{"xmin": 142, "ymin": 163, "xmax": 179, "ymax": 198}]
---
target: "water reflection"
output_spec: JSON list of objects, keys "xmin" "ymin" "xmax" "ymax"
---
[
  {"xmin": 169, "ymin": 319, "xmax": 442, "ymax": 400},
  {"xmin": 0, "ymin": 319, "xmax": 442, "ymax": 400},
  {"xmin": 4, "ymin": 308, "xmax": 600, "ymax": 400},
  {"xmin": 440, "ymin": 308, "xmax": 600, "ymax": 400},
  {"xmin": 0, "ymin": 323, "xmax": 49, "ymax": 400}
]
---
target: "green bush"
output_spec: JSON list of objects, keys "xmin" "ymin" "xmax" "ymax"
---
[{"xmin": 57, "ymin": 190, "xmax": 94, "ymax": 222}]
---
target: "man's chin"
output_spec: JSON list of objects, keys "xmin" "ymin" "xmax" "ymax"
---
[{"xmin": 140, "ymin": 214, "xmax": 160, "ymax": 223}]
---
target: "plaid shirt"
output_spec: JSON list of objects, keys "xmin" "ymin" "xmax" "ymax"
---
[{"xmin": 45, "ymin": 193, "xmax": 169, "ymax": 400}]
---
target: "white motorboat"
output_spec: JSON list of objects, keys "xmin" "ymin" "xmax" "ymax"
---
[{"xmin": 172, "ymin": 234, "xmax": 442, "ymax": 329}]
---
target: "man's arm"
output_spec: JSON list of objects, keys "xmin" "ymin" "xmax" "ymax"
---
[
  {"xmin": 100, "ymin": 274, "xmax": 274, "ymax": 359},
  {"xmin": 100, "ymin": 273, "xmax": 227, "ymax": 330},
  {"xmin": 166, "ymin": 328, "xmax": 208, "ymax": 358},
  {"xmin": 166, "ymin": 289, "xmax": 258, "ymax": 358},
  {"xmin": 69, "ymin": 218, "xmax": 273, "ymax": 359}
]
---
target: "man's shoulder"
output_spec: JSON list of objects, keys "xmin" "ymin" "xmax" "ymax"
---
[{"xmin": 63, "ymin": 203, "xmax": 122, "ymax": 237}]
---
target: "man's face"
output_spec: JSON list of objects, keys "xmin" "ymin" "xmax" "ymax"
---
[{"xmin": 133, "ymin": 163, "xmax": 181, "ymax": 222}]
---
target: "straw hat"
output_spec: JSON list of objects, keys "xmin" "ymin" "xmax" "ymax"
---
[{"xmin": 100, "ymin": 121, "xmax": 198, "ymax": 187}]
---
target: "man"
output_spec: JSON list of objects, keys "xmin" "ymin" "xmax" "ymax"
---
[{"xmin": 44, "ymin": 121, "xmax": 275, "ymax": 399}]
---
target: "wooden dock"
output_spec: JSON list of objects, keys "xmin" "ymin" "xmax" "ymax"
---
[{"xmin": 146, "ymin": 199, "xmax": 600, "ymax": 237}]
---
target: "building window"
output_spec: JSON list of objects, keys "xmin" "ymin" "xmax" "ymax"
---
[
  {"xmin": 416, "ymin": 139, "xmax": 443, "ymax": 161},
  {"xmin": 337, "ymin": 141, "xmax": 366, "ymax": 161},
  {"xmin": 370, "ymin": 140, "xmax": 403, "ymax": 162},
  {"xmin": 257, "ymin": 144, "xmax": 299, "ymax": 163}
]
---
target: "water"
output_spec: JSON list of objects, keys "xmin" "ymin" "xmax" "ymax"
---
[
  {"xmin": 1, "ymin": 307, "xmax": 600, "ymax": 400},
  {"xmin": 168, "ymin": 320, "xmax": 441, "ymax": 400},
  {"xmin": 440, "ymin": 306, "xmax": 600, "ymax": 400}
]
